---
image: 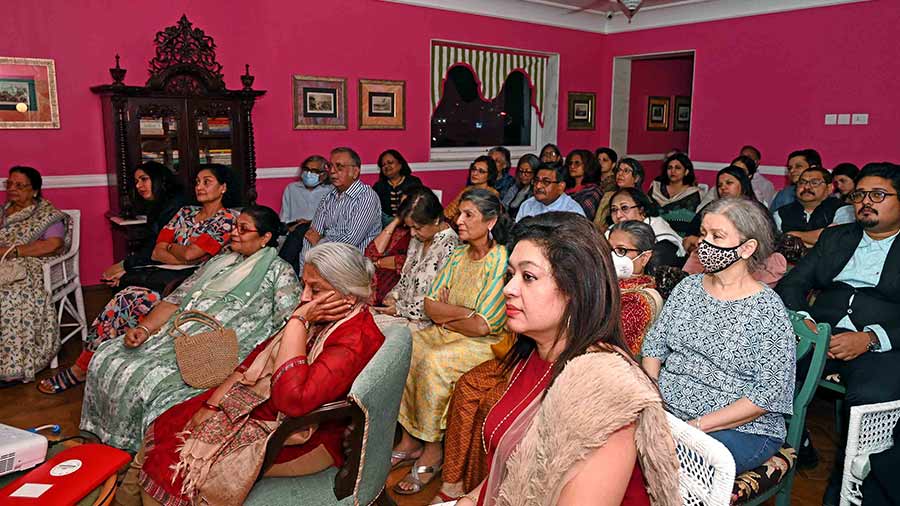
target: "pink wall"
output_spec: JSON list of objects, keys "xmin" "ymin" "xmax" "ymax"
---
[
  {"xmin": 599, "ymin": 0, "xmax": 900, "ymax": 190},
  {"xmin": 2, "ymin": 0, "xmax": 606, "ymax": 283},
  {"xmin": 627, "ymin": 57, "xmax": 693, "ymax": 155}
]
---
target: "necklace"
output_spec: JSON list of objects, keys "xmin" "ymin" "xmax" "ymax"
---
[{"xmin": 482, "ymin": 351, "xmax": 553, "ymax": 454}]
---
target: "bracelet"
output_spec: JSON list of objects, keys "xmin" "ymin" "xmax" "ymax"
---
[
  {"xmin": 203, "ymin": 401, "xmax": 222, "ymax": 412},
  {"xmin": 289, "ymin": 314, "xmax": 310, "ymax": 329},
  {"xmin": 166, "ymin": 243, "xmax": 174, "ymax": 252},
  {"xmin": 136, "ymin": 324, "xmax": 152, "ymax": 335},
  {"xmin": 693, "ymin": 417, "xmax": 703, "ymax": 431},
  {"xmin": 465, "ymin": 309, "xmax": 476, "ymax": 319}
]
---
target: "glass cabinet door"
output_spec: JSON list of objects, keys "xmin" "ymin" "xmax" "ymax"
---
[
  {"xmin": 138, "ymin": 112, "xmax": 182, "ymax": 173},
  {"xmin": 195, "ymin": 115, "xmax": 234, "ymax": 168}
]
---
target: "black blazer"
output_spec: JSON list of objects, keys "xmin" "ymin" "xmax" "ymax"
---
[{"xmin": 775, "ymin": 223, "xmax": 900, "ymax": 349}]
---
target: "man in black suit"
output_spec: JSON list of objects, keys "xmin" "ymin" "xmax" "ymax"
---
[{"xmin": 776, "ymin": 162, "xmax": 900, "ymax": 505}]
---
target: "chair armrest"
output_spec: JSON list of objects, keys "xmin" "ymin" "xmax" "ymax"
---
[
  {"xmin": 850, "ymin": 454, "xmax": 871, "ymax": 481},
  {"xmin": 258, "ymin": 398, "xmax": 366, "ymax": 500}
]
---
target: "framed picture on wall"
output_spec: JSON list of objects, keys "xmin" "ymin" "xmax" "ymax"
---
[
  {"xmin": 293, "ymin": 75, "xmax": 347, "ymax": 129},
  {"xmin": 359, "ymin": 79, "xmax": 405, "ymax": 129},
  {"xmin": 673, "ymin": 96, "xmax": 691, "ymax": 131},
  {"xmin": 646, "ymin": 96, "xmax": 670, "ymax": 131},
  {"xmin": 567, "ymin": 91, "xmax": 595, "ymax": 130},
  {"xmin": 0, "ymin": 57, "xmax": 59, "ymax": 129}
]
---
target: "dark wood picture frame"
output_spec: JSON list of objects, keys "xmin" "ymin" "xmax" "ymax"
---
[
  {"xmin": 673, "ymin": 95, "xmax": 691, "ymax": 131},
  {"xmin": 567, "ymin": 91, "xmax": 596, "ymax": 130},
  {"xmin": 647, "ymin": 96, "xmax": 670, "ymax": 131},
  {"xmin": 359, "ymin": 78, "xmax": 405, "ymax": 130}
]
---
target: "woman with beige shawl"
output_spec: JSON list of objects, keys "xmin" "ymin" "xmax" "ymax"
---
[{"xmin": 457, "ymin": 212, "xmax": 680, "ymax": 506}]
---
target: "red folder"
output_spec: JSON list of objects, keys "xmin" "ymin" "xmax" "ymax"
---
[{"xmin": 0, "ymin": 444, "xmax": 131, "ymax": 506}]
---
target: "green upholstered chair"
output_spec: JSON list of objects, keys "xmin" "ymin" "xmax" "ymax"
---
[
  {"xmin": 245, "ymin": 324, "xmax": 411, "ymax": 506},
  {"xmin": 733, "ymin": 310, "xmax": 832, "ymax": 506}
]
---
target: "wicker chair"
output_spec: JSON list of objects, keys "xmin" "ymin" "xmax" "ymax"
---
[
  {"xmin": 46, "ymin": 209, "xmax": 88, "ymax": 369},
  {"xmin": 668, "ymin": 412, "xmax": 736, "ymax": 506},
  {"xmin": 840, "ymin": 400, "xmax": 900, "ymax": 506}
]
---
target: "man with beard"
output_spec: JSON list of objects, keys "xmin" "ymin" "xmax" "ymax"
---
[
  {"xmin": 776, "ymin": 162, "xmax": 900, "ymax": 506},
  {"xmin": 514, "ymin": 161, "xmax": 585, "ymax": 221},
  {"xmin": 773, "ymin": 166, "xmax": 854, "ymax": 247}
]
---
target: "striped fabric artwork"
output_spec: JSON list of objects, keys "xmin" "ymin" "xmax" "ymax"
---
[{"xmin": 431, "ymin": 41, "xmax": 549, "ymax": 124}]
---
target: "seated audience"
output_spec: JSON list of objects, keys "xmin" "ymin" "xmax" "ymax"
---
[
  {"xmin": 594, "ymin": 157, "xmax": 646, "ymax": 230},
  {"xmin": 595, "ymin": 146, "xmax": 619, "ymax": 193},
  {"xmin": 101, "ymin": 161, "xmax": 187, "ymax": 288},
  {"xmin": 440, "ymin": 215, "xmax": 666, "ymax": 502},
  {"xmin": 642, "ymin": 197, "xmax": 796, "ymax": 474},
  {"xmin": 539, "ymin": 143, "xmax": 562, "ymax": 164},
  {"xmin": 372, "ymin": 149, "xmax": 423, "ymax": 220},
  {"xmin": 773, "ymin": 166, "xmax": 855, "ymax": 247},
  {"xmin": 770, "ymin": 148, "xmax": 822, "ymax": 212},
  {"xmin": 0, "ymin": 166, "xmax": 68, "ymax": 384},
  {"xmin": 608, "ymin": 187, "xmax": 684, "ymax": 266},
  {"xmin": 392, "ymin": 189, "xmax": 510, "ymax": 495},
  {"xmin": 564, "ymin": 148, "xmax": 604, "ymax": 220},
  {"xmin": 278, "ymin": 155, "xmax": 331, "ymax": 273},
  {"xmin": 516, "ymin": 162, "xmax": 585, "ymax": 221},
  {"xmin": 776, "ymin": 162, "xmax": 900, "ymax": 505},
  {"xmin": 739, "ymin": 145, "xmax": 777, "ymax": 207},
  {"xmin": 444, "ymin": 155, "xmax": 500, "ymax": 224},
  {"xmin": 648, "ymin": 152, "xmax": 704, "ymax": 236},
  {"xmin": 79, "ymin": 206, "xmax": 301, "ymax": 450},
  {"xmin": 500, "ymin": 154, "xmax": 537, "ymax": 219},
  {"xmin": 301, "ymin": 147, "xmax": 382, "ymax": 269},
  {"xmin": 39, "ymin": 165, "xmax": 237, "ymax": 394},
  {"xmin": 364, "ymin": 194, "xmax": 413, "ymax": 305},
  {"xmin": 454, "ymin": 212, "xmax": 679, "ymax": 506},
  {"xmin": 489, "ymin": 146, "xmax": 515, "ymax": 195},
  {"xmin": 120, "ymin": 242, "xmax": 384, "ymax": 506},
  {"xmin": 681, "ymin": 166, "xmax": 787, "ymax": 286},
  {"xmin": 832, "ymin": 162, "xmax": 860, "ymax": 202},
  {"xmin": 373, "ymin": 188, "xmax": 459, "ymax": 330}
]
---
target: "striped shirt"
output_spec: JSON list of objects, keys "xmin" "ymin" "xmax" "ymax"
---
[{"xmin": 301, "ymin": 179, "xmax": 382, "ymax": 265}]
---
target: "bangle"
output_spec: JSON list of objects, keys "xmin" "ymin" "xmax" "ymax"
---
[
  {"xmin": 136, "ymin": 324, "xmax": 152, "ymax": 335},
  {"xmin": 289, "ymin": 314, "xmax": 309, "ymax": 329},
  {"xmin": 693, "ymin": 417, "xmax": 703, "ymax": 431},
  {"xmin": 166, "ymin": 243, "xmax": 174, "ymax": 252},
  {"xmin": 465, "ymin": 309, "xmax": 476, "ymax": 319},
  {"xmin": 203, "ymin": 401, "xmax": 222, "ymax": 412}
]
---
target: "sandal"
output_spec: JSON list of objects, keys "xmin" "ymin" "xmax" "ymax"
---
[
  {"xmin": 37, "ymin": 368, "xmax": 85, "ymax": 395},
  {"xmin": 391, "ymin": 447, "xmax": 422, "ymax": 470},
  {"xmin": 393, "ymin": 458, "xmax": 443, "ymax": 495}
]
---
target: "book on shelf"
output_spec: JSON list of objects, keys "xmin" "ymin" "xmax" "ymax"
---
[
  {"xmin": 206, "ymin": 117, "xmax": 231, "ymax": 134},
  {"xmin": 141, "ymin": 151, "xmax": 164, "ymax": 162},
  {"xmin": 208, "ymin": 148, "xmax": 232, "ymax": 164},
  {"xmin": 166, "ymin": 117, "xmax": 178, "ymax": 133},
  {"xmin": 140, "ymin": 118, "xmax": 164, "ymax": 135}
]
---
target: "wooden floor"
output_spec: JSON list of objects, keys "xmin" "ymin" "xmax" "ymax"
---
[{"xmin": 0, "ymin": 285, "xmax": 836, "ymax": 505}]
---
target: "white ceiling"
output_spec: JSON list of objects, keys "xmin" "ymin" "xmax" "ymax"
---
[{"xmin": 382, "ymin": 0, "xmax": 869, "ymax": 33}]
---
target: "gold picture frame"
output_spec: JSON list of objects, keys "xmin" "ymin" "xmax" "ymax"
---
[
  {"xmin": 646, "ymin": 96, "xmax": 670, "ymax": 131},
  {"xmin": 0, "ymin": 57, "xmax": 60, "ymax": 129},
  {"xmin": 292, "ymin": 75, "xmax": 347, "ymax": 130},
  {"xmin": 359, "ymin": 79, "xmax": 405, "ymax": 130}
]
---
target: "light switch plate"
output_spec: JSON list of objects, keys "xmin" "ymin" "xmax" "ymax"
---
[
  {"xmin": 852, "ymin": 113, "xmax": 869, "ymax": 125},
  {"xmin": 825, "ymin": 114, "xmax": 837, "ymax": 125},
  {"xmin": 837, "ymin": 114, "xmax": 851, "ymax": 125}
]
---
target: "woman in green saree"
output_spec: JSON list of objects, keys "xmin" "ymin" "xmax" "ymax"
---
[{"xmin": 80, "ymin": 206, "xmax": 302, "ymax": 451}]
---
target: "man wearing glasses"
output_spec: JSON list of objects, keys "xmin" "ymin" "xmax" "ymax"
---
[
  {"xmin": 278, "ymin": 154, "xmax": 332, "ymax": 273},
  {"xmin": 770, "ymin": 148, "xmax": 823, "ymax": 213},
  {"xmin": 776, "ymin": 162, "xmax": 900, "ymax": 506},
  {"xmin": 514, "ymin": 162, "xmax": 585, "ymax": 222},
  {"xmin": 772, "ymin": 166, "xmax": 854, "ymax": 248},
  {"xmin": 300, "ymin": 147, "xmax": 381, "ymax": 269}
]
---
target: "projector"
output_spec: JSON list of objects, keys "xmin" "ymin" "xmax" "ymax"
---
[{"xmin": 0, "ymin": 424, "xmax": 48, "ymax": 476}]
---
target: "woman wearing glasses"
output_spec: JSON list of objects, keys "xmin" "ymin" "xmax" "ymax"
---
[
  {"xmin": 444, "ymin": 155, "xmax": 500, "ymax": 224},
  {"xmin": 80, "ymin": 205, "xmax": 302, "ymax": 451},
  {"xmin": 0, "ymin": 166, "xmax": 69, "ymax": 385},
  {"xmin": 373, "ymin": 149, "xmax": 423, "ymax": 220},
  {"xmin": 608, "ymin": 187, "xmax": 684, "ymax": 268},
  {"xmin": 500, "ymin": 154, "xmax": 538, "ymax": 220},
  {"xmin": 594, "ymin": 158, "xmax": 647, "ymax": 231}
]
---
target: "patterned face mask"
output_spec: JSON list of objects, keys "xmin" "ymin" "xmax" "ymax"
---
[{"xmin": 696, "ymin": 240, "xmax": 745, "ymax": 274}]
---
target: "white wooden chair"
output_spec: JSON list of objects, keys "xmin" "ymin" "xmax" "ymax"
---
[
  {"xmin": 44, "ymin": 209, "xmax": 88, "ymax": 368},
  {"xmin": 667, "ymin": 412, "xmax": 736, "ymax": 506},
  {"xmin": 841, "ymin": 399, "xmax": 900, "ymax": 505}
]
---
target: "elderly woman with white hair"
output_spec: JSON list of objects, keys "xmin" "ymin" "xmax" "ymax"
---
[{"xmin": 118, "ymin": 242, "xmax": 386, "ymax": 506}]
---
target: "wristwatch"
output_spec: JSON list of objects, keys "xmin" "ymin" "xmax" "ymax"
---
[{"xmin": 866, "ymin": 331, "xmax": 881, "ymax": 352}]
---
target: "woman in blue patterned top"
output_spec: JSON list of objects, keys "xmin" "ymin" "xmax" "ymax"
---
[{"xmin": 641, "ymin": 197, "xmax": 796, "ymax": 474}]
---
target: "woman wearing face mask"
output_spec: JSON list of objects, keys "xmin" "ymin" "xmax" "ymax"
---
[{"xmin": 642, "ymin": 197, "xmax": 796, "ymax": 475}]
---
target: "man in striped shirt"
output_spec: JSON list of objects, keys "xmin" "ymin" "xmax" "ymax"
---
[{"xmin": 301, "ymin": 147, "xmax": 382, "ymax": 268}]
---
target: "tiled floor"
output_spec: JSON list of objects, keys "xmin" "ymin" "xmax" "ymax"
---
[{"xmin": 0, "ymin": 285, "xmax": 837, "ymax": 505}]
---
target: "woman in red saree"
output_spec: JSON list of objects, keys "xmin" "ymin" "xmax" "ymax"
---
[
  {"xmin": 455, "ymin": 212, "xmax": 680, "ymax": 506},
  {"xmin": 116, "ymin": 242, "xmax": 385, "ymax": 506}
]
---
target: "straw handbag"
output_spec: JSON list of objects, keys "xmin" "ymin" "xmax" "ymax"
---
[
  {"xmin": 0, "ymin": 246, "xmax": 26, "ymax": 286},
  {"xmin": 169, "ymin": 310, "xmax": 239, "ymax": 389}
]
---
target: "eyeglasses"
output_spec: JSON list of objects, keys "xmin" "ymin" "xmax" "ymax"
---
[
  {"xmin": 848, "ymin": 190, "xmax": 898, "ymax": 203},
  {"xmin": 4, "ymin": 181, "xmax": 31, "ymax": 190},
  {"xmin": 302, "ymin": 166, "xmax": 324, "ymax": 174},
  {"xmin": 236, "ymin": 223, "xmax": 259, "ymax": 235},
  {"xmin": 797, "ymin": 178, "xmax": 827, "ymax": 188},
  {"xmin": 533, "ymin": 178, "xmax": 559, "ymax": 187},
  {"xmin": 326, "ymin": 162, "xmax": 357, "ymax": 171},
  {"xmin": 615, "ymin": 167, "xmax": 634, "ymax": 175},
  {"xmin": 612, "ymin": 247, "xmax": 644, "ymax": 257},
  {"xmin": 517, "ymin": 168, "xmax": 533, "ymax": 175},
  {"xmin": 610, "ymin": 204, "xmax": 640, "ymax": 214},
  {"xmin": 469, "ymin": 167, "xmax": 489, "ymax": 174}
]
